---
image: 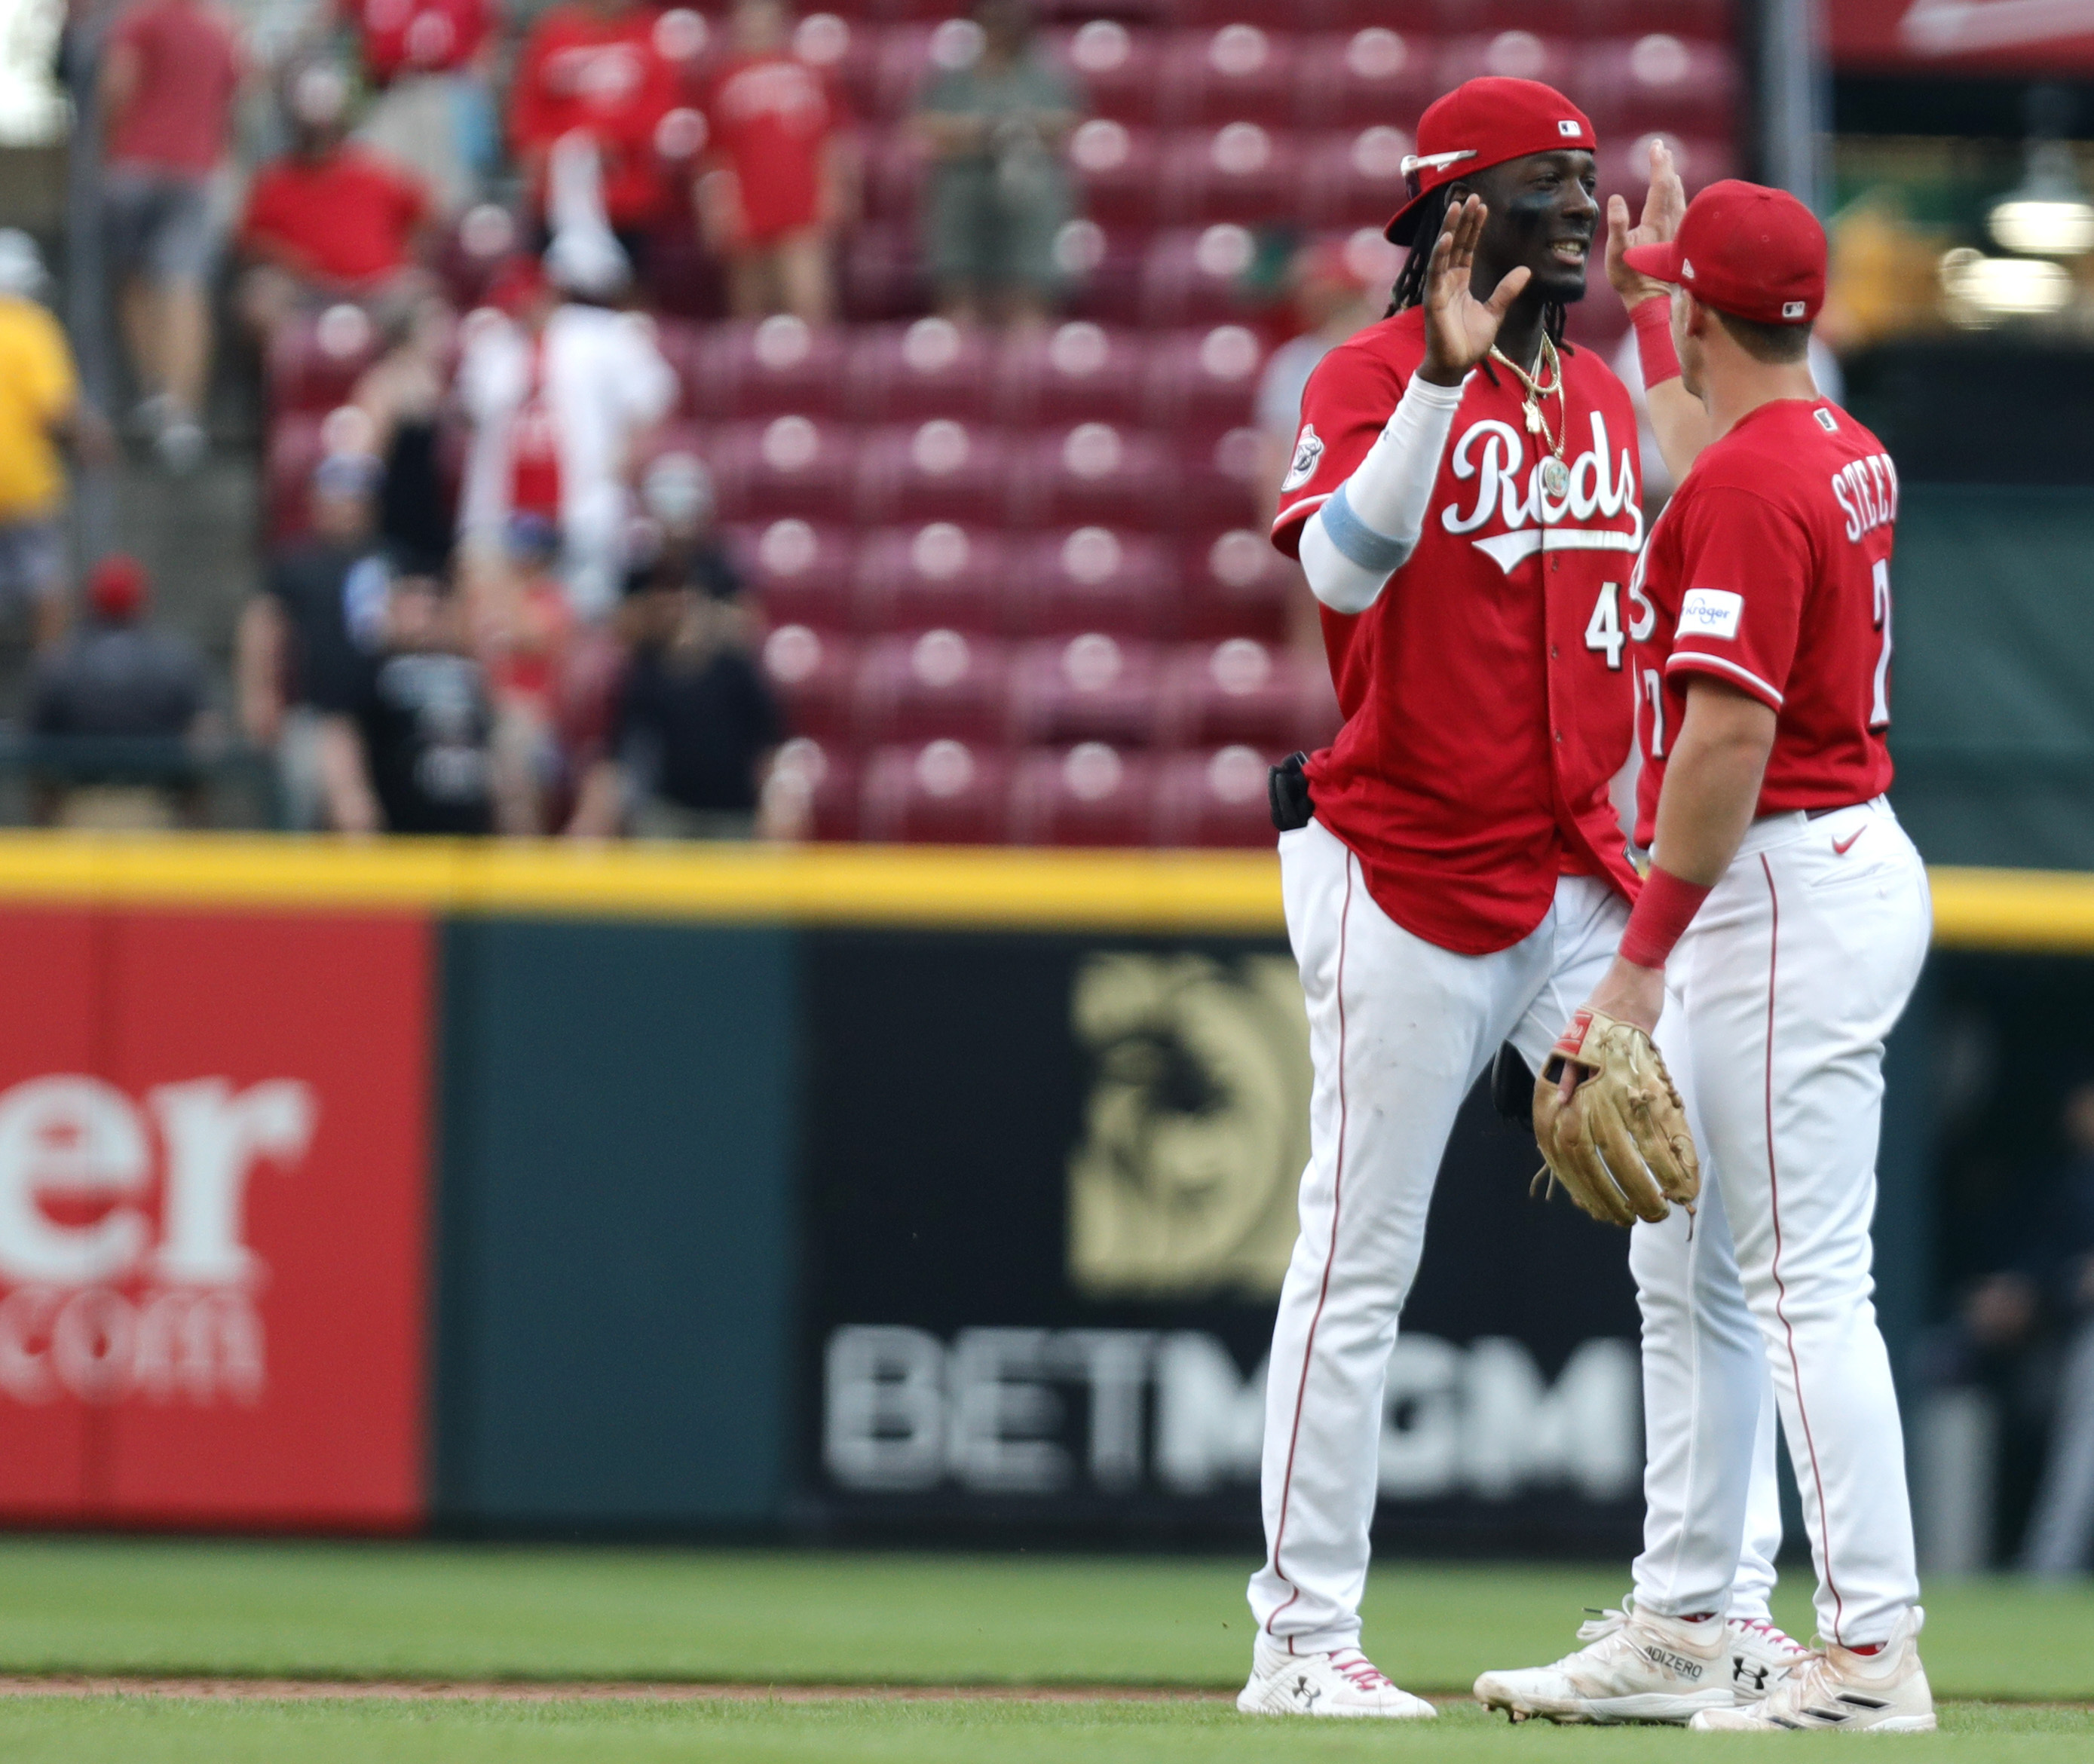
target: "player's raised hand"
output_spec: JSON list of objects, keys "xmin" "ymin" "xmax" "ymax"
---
[
  {"xmin": 1606, "ymin": 135, "xmax": 1687, "ymax": 308},
  {"xmin": 1419, "ymin": 195, "xmax": 1530, "ymax": 387}
]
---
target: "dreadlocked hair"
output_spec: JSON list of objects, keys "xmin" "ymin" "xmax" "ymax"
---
[{"xmin": 1385, "ymin": 184, "xmax": 1568, "ymax": 347}]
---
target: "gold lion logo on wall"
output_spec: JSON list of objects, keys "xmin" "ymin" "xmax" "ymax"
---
[{"xmin": 1067, "ymin": 952, "xmax": 1310, "ymax": 1300}]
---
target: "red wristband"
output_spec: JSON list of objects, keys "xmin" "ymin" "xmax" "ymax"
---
[
  {"xmin": 1619, "ymin": 865, "xmax": 1711, "ymax": 970},
  {"xmin": 1630, "ymin": 294, "xmax": 1681, "ymax": 390}
]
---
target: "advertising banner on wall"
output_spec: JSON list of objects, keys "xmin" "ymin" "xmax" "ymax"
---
[
  {"xmin": 801, "ymin": 932, "xmax": 1646, "ymax": 1554},
  {"xmin": 1831, "ymin": 2, "xmax": 2094, "ymax": 75},
  {"xmin": 0, "ymin": 909, "xmax": 432, "ymax": 1529}
]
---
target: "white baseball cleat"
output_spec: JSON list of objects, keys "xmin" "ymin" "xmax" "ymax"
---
[
  {"xmin": 1690, "ymin": 1606, "xmax": 1936, "ymax": 1732},
  {"xmin": 1727, "ymin": 1612, "xmax": 1811, "ymax": 1702},
  {"xmin": 1473, "ymin": 1603, "xmax": 1734, "ymax": 1724},
  {"xmin": 1236, "ymin": 1642, "xmax": 1437, "ymax": 1719}
]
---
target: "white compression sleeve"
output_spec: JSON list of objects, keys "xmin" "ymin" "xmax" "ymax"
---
[{"xmin": 1298, "ymin": 372, "xmax": 1467, "ymax": 615}]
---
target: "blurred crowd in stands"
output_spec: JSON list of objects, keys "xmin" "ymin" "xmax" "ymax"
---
[{"xmin": 11, "ymin": 0, "xmax": 1741, "ymax": 838}]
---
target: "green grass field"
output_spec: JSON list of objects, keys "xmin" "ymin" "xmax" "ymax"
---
[{"xmin": 0, "ymin": 1539, "xmax": 2089, "ymax": 1760}]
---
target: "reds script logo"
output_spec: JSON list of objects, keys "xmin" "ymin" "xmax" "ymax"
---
[
  {"xmin": 0, "ymin": 1076, "xmax": 316, "ymax": 1407},
  {"xmin": 1441, "ymin": 410, "xmax": 1642, "ymax": 573}
]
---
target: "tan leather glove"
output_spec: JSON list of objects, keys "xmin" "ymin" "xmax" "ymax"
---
[{"xmin": 1532, "ymin": 1008, "xmax": 1700, "ymax": 1227}]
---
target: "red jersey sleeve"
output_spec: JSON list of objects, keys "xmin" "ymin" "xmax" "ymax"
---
[
  {"xmin": 1664, "ymin": 485, "xmax": 1814, "ymax": 712},
  {"xmin": 1269, "ymin": 342, "xmax": 1406, "ymax": 561},
  {"xmin": 238, "ymin": 165, "xmax": 290, "ymax": 252}
]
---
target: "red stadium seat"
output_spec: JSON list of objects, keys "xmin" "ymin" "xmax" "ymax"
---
[
  {"xmin": 1152, "ymin": 745, "xmax": 1278, "ymax": 848},
  {"xmin": 1570, "ymin": 0, "xmax": 1734, "ymax": 42},
  {"xmin": 1068, "ymin": 118, "xmax": 1166, "ymax": 228},
  {"xmin": 1579, "ymin": 34, "xmax": 1738, "ymax": 140},
  {"xmin": 791, "ymin": 11, "xmax": 871, "ymax": 111},
  {"xmin": 1159, "ymin": 25, "xmax": 1300, "ymax": 127},
  {"xmin": 735, "ymin": 518, "xmax": 859, "ymax": 632},
  {"xmin": 762, "ymin": 624, "xmax": 860, "ymax": 743},
  {"xmin": 869, "ymin": 21, "xmax": 944, "ymax": 120},
  {"xmin": 1159, "ymin": 637, "xmax": 1318, "ymax": 752},
  {"xmin": 1599, "ymin": 131, "xmax": 1734, "ymax": 202},
  {"xmin": 766, "ymin": 734, "xmax": 861, "ymax": 841},
  {"xmin": 995, "ymin": 320, "xmax": 1150, "ymax": 427},
  {"xmin": 1161, "ymin": 122, "xmax": 1303, "ymax": 225},
  {"xmin": 859, "ymin": 740, "xmax": 1012, "ymax": 844},
  {"xmin": 708, "ymin": 415, "xmax": 857, "ymax": 523},
  {"xmin": 1182, "ymin": 527, "xmax": 1295, "ymax": 643},
  {"xmin": 840, "ymin": 222, "xmax": 935, "ymax": 321},
  {"xmin": 1437, "ymin": 29, "xmax": 1578, "ymax": 93},
  {"xmin": 1009, "ymin": 423, "xmax": 1176, "ymax": 531},
  {"xmin": 1054, "ymin": 220, "xmax": 1149, "ymax": 326},
  {"xmin": 1293, "ymin": 28, "xmax": 1441, "ymax": 130},
  {"xmin": 1009, "ymin": 634, "xmax": 1162, "ymax": 748},
  {"xmin": 855, "ymin": 419, "xmax": 1012, "ymax": 525},
  {"xmin": 1174, "ymin": 425, "xmax": 1269, "ymax": 533},
  {"xmin": 1010, "ymin": 526, "xmax": 1182, "ymax": 639},
  {"xmin": 693, "ymin": 317, "xmax": 849, "ymax": 418},
  {"xmin": 864, "ymin": 125, "xmax": 930, "ymax": 222},
  {"xmin": 1138, "ymin": 225, "xmax": 1269, "ymax": 327},
  {"xmin": 267, "ymin": 305, "xmax": 382, "ymax": 413},
  {"xmin": 1142, "ymin": 323, "xmax": 1268, "ymax": 433},
  {"xmin": 1049, "ymin": 20, "xmax": 1166, "ymax": 124},
  {"xmin": 854, "ymin": 629, "xmax": 1014, "ymax": 745},
  {"xmin": 1006, "ymin": 743, "xmax": 1158, "ymax": 846},
  {"xmin": 852, "ymin": 522, "xmax": 1007, "ymax": 634},
  {"xmin": 1303, "ymin": 124, "xmax": 1416, "ymax": 229},
  {"xmin": 1318, "ymin": 0, "xmax": 1449, "ymax": 26},
  {"xmin": 436, "ymin": 203, "xmax": 522, "ymax": 311},
  {"xmin": 846, "ymin": 317, "xmax": 999, "ymax": 422}
]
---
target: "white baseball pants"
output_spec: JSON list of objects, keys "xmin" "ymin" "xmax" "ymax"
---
[
  {"xmin": 1248, "ymin": 818, "xmax": 1783, "ymax": 1653},
  {"xmin": 1631, "ymin": 798, "xmax": 1930, "ymax": 1648}
]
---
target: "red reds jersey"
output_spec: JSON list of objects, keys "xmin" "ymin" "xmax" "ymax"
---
[
  {"xmin": 1630, "ymin": 397, "xmax": 1897, "ymax": 847},
  {"xmin": 1272, "ymin": 305, "xmax": 1644, "ymax": 956},
  {"xmin": 510, "ymin": 5, "xmax": 684, "ymax": 228},
  {"xmin": 704, "ymin": 54, "xmax": 846, "ymax": 243},
  {"xmin": 347, "ymin": 0, "xmax": 492, "ymax": 84}
]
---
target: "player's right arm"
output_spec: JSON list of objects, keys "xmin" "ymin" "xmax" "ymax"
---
[
  {"xmin": 1606, "ymin": 138, "xmax": 1710, "ymax": 482},
  {"xmin": 1284, "ymin": 197, "xmax": 1529, "ymax": 616}
]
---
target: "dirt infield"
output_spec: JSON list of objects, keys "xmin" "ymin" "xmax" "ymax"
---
[{"xmin": 0, "ymin": 1675, "xmax": 1244, "ymax": 1705}]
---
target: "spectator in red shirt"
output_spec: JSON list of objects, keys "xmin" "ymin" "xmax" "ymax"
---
[
  {"xmin": 343, "ymin": 0, "xmax": 498, "ymax": 216},
  {"xmin": 237, "ymin": 64, "xmax": 435, "ymax": 348},
  {"xmin": 98, "ymin": 0, "xmax": 244, "ymax": 473},
  {"xmin": 699, "ymin": 0, "xmax": 855, "ymax": 323},
  {"xmin": 510, "ymin": 0, "xmax": 694, "ymax": 276}
]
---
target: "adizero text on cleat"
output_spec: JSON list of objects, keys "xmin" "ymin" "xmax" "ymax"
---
[{"xmin": 1474, "ymin": 1603, "xmax": 1734, "ymax": 1725}]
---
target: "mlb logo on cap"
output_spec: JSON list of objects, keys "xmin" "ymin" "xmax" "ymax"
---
[
  {"xmin": 1558, "ymin": 120, "xmax": 1581, "ymax": 136},
  {"xmin": 1782, "ymin": 300, "xmax": 1806, "ymax": 318}
]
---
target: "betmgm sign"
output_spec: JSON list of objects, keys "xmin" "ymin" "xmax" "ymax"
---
[{"xmin": 801, "ymin": 940, "xmax": 1644, "ymax": 1546}]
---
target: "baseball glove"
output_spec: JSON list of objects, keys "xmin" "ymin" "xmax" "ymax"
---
[{"xmin": 1531, "ymin": 1009, "xmax": 1700, "ymax": 1227}]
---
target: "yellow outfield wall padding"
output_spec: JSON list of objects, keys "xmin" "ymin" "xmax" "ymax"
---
[{"xmin": 0, "ymin": 834, "xmax": 2079, "ymax": 948}]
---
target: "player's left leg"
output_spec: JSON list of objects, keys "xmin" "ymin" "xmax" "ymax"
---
[{"xmin": 1676, "ymin": 804, "xmax": 1936, "ymax": 1732}]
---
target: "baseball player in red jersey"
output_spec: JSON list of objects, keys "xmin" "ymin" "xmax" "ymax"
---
[
  {"xmin": 1240, "ymin": 78, "xmax": 1720, "ymax": 1720},
  {"xmin": 1477, "ymin": 182, "xmax": 1937, "ymax": 1732}
]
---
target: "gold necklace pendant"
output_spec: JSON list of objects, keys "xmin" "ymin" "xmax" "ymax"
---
[
  {"xmin": 1523, "ymin": 400, "xmax": 1543, "ymax": 435},
  {"xmin": 1540, "ymin": 455, "xmax": 1570, "ymax": 498}
]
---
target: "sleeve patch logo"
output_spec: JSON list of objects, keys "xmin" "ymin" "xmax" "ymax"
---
[
  {"xmin": 1281, "ymin": 424, "xmax": 1324, "ymax": 493},
  {"xmin": 1678, "ymin": 587, "xmax": 1744, "ymax": 641}
]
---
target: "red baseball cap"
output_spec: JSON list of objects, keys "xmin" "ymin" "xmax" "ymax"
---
[
  {"xmin": 1621, "ymin": 179, "xmax": 1827, "ymax": 326},
  {"xmin": 1385, "ymin": 78, "xmax": 1597, "ymax": 246}
]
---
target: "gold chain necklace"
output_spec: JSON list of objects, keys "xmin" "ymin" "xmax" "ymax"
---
[{"xmin": 1489, "ymin": 333, "xmax": 1570, "ymax": 499}]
